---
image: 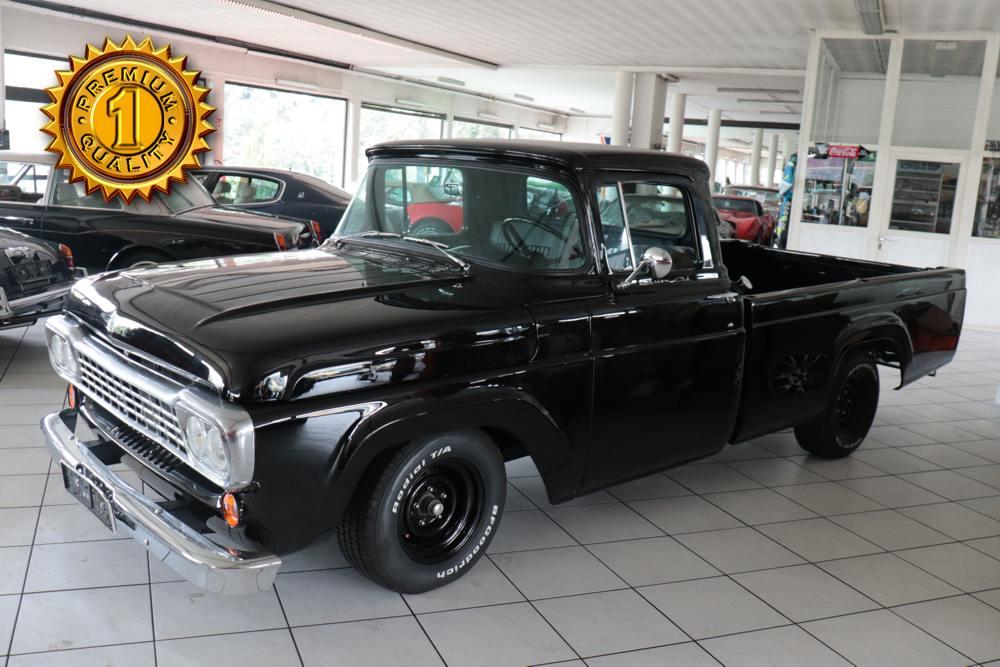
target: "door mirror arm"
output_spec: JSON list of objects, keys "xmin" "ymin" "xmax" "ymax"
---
[{"xmin": 616, "ymin": 247, "xmax": 673, "ymax": 290}]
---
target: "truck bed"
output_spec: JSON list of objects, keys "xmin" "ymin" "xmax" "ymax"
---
[{"xmin": 720, "ymin": 241, "xmax": 965, "ymax": 443}]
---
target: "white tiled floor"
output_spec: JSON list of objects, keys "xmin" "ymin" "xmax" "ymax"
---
[{"xmin": 2, "ymin": 322, "xmax": 1000, "ymax": 666}]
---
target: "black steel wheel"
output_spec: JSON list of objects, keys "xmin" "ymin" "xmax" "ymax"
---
[
  {"xmin": 794, "ymin": 349, "xmax": 879, "ymax": 458},
  {"xmin": 338, "ymin": 430, "xmax": 506, "ymax": 593}
]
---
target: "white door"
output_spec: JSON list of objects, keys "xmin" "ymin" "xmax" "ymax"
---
[{"xmin": 876, "ymin": 151, "xmax": 967, "ymax": 267}]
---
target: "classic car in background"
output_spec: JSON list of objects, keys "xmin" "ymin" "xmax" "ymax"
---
[
  {"xmin": 0, "ymin": 153, "xmax": 318, "ymax": 273},
  {"xmin": 193, "ymin": 166, "xmax": 350, "ymax": 241},
  {"xmin": 0, "ymin": 225, "xmax": 79, "ymax": 330},
  {"xmin": 713, "ymin": 194, "xmax": 776, "ymax": 244},
  {"xmin": 724, "ymin": 184, "xmax": 781, "ymax": 219}
]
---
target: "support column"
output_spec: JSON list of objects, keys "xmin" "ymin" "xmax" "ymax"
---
[
  {"xmin": 611, "ymin": 71, "xmax": 634, "ymax": 147},
  {"xmin": 705, "ymin": 109, "xmax": 722, "ymax": 188},
  {"xmin": 667, "ymin": 92, "xmax": 686, "ymax": 153},
  {"xmin": 203, "ymin": 77, "xmax": 224, "ymax": 166},
  {"xmin": 347, "ymin": 98, "xmax": 362, "ymax": 185},
  {"xmin": 766, "ymin": 133, "xmax": 779, "ymax": 187},
  {"xmin": 629, "ymin": 73, "xmax": 657, "ymax": 149},
  {"xmin": 749, "ymin": 127, "xmax": 764, "ymax": 186},
  {"xmin": 650, "ymin": 75, "xmax": 668, "ymax": 149},
  {"xmin": 0, "ymin": 5, "xmax": 8, "ymax": 139}
]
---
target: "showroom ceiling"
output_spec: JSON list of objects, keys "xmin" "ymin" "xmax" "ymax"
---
[{"xmin": 13, "ymin": 0, "xmax": 1000, "ymax": 122}]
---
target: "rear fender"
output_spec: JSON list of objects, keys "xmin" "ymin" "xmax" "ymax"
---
[{"xmin": 832, "ymin": 313, "xmax": 913, "ymax": 390}]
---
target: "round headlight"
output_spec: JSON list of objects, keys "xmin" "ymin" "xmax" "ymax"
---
[
  {"xmin": 184, "ymin": 414, "xmax": 227, "ymax": 475},
  {"xmin": 48, "ymin": 333, "xmax": 78, "ymax": 378}
]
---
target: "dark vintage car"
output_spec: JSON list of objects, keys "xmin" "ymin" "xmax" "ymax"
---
[
  {"xmin": 0, "ymin": 225, "xmax": 79, "ymax": 330},
  {"xmin": 40, "ymin": 140, "xmax": 965, "ymax": 596},
  {"xmin": 193, "ymin": 166, "xmax": 350, "ymax": 242},
  {"xmin": 0, "ymin": 153, "xmax": 317, "ymax": 273}
]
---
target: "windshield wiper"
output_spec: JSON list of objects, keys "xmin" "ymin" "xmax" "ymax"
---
[{"xmin": 335, "ymin": 231, "xmax": 470, "ymax": 273}]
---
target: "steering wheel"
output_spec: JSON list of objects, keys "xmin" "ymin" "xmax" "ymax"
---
[{"xmin": 500, "ymin": 216, "xmax": 566, "ymax": 258}]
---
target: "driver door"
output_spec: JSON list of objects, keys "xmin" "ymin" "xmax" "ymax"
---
[{"xmin": 583, "ymin": 177, "xmax": 745, "ymax": 490}]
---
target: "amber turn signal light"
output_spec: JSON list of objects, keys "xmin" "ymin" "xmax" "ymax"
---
[
  {"xmin": 273, "ymin": 232, "xmax": 288, "ymax": 251},
  {"xmin": 58, "ymin": 244, "xmax": 74, "ymax": 270},
  {"xmin": 67, "ymin": 384, "xmax": 77, "ymax": 409},
  {"xmin": 309, "ymin": 220, "xmax": 322, "ymax": 243},
  {"xmin": 221, "ymin": 492, "xmax": 241, "ymax": 528}
]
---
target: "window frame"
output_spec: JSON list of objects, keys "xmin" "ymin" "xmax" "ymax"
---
[
  {"xmin": 450, "ymin": 117, "xmax": 514, "ymax": 139},
  {"xmin": 596, "ymin": 177, "xmax": 707, "ymax": 278}
]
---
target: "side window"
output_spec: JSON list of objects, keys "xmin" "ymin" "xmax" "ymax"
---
[
  {"xmin": 601, "ymin": 182, "xmax": 699, "ymax": 273},
  {"xmin": 597, "ymin": 185, "xmax": 632, "ymax": 271},
  {"xmin": 51, "ymin": 170, "xmax": 122, "ymax": 210},
  {"xmin": 0, "ymin": 161, "xmax": 50, "ymax": 204},
  {"xmin": 213, "ymin": 175, "xmax": 281, "ymax": 205}
]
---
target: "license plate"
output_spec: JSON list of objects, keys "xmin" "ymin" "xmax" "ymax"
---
[{"xmin": 61, "ymin": 464, "xmax": 115, "ymax": 532}]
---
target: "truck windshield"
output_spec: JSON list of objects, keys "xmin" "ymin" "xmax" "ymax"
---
[{"xmin": 336, "ymin": 163, "xmax": 587, "ymax": 271}]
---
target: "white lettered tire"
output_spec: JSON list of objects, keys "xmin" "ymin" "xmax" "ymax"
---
[{"xmin": 337, "ymin": 429, "xmax": 506, "ymax": 593}]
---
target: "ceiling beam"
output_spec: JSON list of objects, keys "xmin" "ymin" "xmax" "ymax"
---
[
  {"xmin": 214, "ymin": 0, "xmax": 498, "ymax": 69},
  {"xmin": 518, "ymin": 65, "xmax": 807, "ymax": 77}
]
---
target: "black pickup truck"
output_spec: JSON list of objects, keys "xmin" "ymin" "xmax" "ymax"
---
[{"xmin": 40, "ymin": 140, "xmax": 965, "ymax": 595}]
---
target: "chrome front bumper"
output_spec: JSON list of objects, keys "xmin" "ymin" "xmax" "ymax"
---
[{"xmin": 41, "ymin": 410, "xmax": 281, "ymax": 595}]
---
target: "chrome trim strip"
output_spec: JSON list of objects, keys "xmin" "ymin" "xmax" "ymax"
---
[{"xmin": 42, "ymin": 412, "xmax": 279, "ymax": 595}]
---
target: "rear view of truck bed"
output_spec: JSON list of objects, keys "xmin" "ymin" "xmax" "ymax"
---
[{"xmin": 721, "ymin": 240, "xmax": 965, "ymax": 443}]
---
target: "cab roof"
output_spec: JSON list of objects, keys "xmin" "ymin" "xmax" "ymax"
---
[{"xmin": 367, "ymin": 139, "xmax": 711, "ymax": 181}]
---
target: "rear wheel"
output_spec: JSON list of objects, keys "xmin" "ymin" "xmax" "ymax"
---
[
  {"xmin": 794, "ymin": 350, "xmax": 879, "ymax": 458},
  {"xmin": 337, "ymin": 430, "xmax": 506, "ymax": 593}
]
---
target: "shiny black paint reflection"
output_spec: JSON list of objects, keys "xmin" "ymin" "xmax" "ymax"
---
[{"xmin": 63, "ymin": 142, "xmax": 966, "ymax": 559}]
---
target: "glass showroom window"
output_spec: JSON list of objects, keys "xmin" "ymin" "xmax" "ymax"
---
[
  {"xmin": 973, "ymin": 158, "xmax": 1000, "ymax": 239},
  {"xmin": 224, "ymin": 83, "xmax": 347, "ymax": 187},
  {"xmin": 359, "ymin": 104, "xmax": 445, "ymax": 170},
  {"xmin": 3, "ymin": 52, "xmax": 66, "ymax": 152},
  {"xmin": 518, "ymin": 127, "xmax": 561, "ymax": 141},
  {"xmin": 451, "ymin": 119, "xmax": 512, "ymax": 139},
  {"xmin": 801, "ymin": 37, "xmax": 889, "ymax": 228},
  {"xmin": 893, "ymin": 39, "xmax": 986, "ymax": 150}
]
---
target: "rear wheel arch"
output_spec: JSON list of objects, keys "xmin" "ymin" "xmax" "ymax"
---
[{"xmin": 833, "ymin": 318, "xmax": 913, "ymax": 390}]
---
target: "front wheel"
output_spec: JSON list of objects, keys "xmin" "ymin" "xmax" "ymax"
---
[
  {"xmin": 337, "ymin": 430, "xmax": 506, "ymax": 593},
  {"xmin": 794, "ymin": 350, "xmax": 880, "ymax": 458}
]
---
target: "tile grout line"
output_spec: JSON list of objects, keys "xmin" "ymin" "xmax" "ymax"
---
[{"xmin": 269, "ymin": 581, "xmax": 306, "ymax": 667}]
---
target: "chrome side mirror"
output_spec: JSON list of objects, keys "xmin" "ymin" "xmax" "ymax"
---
[{"xmin": 617, "ymin": 247, "xmax": 673, "ymax": 289}]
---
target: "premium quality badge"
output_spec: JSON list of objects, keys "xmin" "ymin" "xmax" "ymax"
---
[{"xmin": 42, "ymin": 36, "xmax": 214, "ymax": 202}]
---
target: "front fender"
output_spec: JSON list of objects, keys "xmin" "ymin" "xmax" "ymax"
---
[{"xmin": 245, "ymin": 386, "xmax": 576, "ymax": 554}]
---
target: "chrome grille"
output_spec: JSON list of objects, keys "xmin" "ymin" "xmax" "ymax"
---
[{"xmin": 78, "ymin": 352, "xmax": 186, "ymax": 453}]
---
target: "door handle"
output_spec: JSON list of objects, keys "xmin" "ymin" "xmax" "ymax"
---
[
  {"xmin": 1, "ymin": 216, "xmax": 33, "ymax": 225},
  {"xmin": 878, "ymin": 236, "xmax": 885, "ymax": 250},
  {"xmin": 706, "ymin": 292, "xmax": 739, "ymax": 304}
]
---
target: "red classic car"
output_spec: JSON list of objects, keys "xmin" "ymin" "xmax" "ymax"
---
[{"xmin": 713, "ymin": 195, "xmax": 775, "ymax": 244}]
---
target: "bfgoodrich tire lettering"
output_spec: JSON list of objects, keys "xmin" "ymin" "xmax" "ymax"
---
[{"xmin": 337, "ymin": 429, "xmax": 506, "ymax": 593}]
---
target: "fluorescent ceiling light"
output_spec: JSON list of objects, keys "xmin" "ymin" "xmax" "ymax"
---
[
  {"xmin": 478, "ymin": 112, "xmax": 502, "ymax": 121},
  {"xmin": 395, "ymin": 97, "xmax": 425, "ymax": 108},
  {"xmin": 737, "ymin": 98, "xmax": 802, "ymax": 104},
  {"xmin": 760, "ymin": 110, "xmax": 800, "ymax": 115},
  {"xmin": 570, "ymin": 107, "xmax": 586, "ymax": 114},
  {"xmin": 854, "ymin": 0, "xmax": 885, "ymax": 35},
  {"xmin": 275, "ymin": 78, "xmax": 319, "ymax": 90},
  {"xmin": 717, "ymin": 87, "xmax": 800, "ymax": 94},
  {"xmin": 538, "ymin": 123, "xmax": 560, "ymax": 131},
  {"xmin": 514, "ymin": 93, "xmax": 535, "ymax": 102},
  {"xmin": 437, "ymin": 76, "xmax": 466, "ymax": 87}
]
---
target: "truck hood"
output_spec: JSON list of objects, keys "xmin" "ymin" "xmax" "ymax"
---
[{"xmin": 65, "ymin": 246, "xmax": 536, "ymax": 401}]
